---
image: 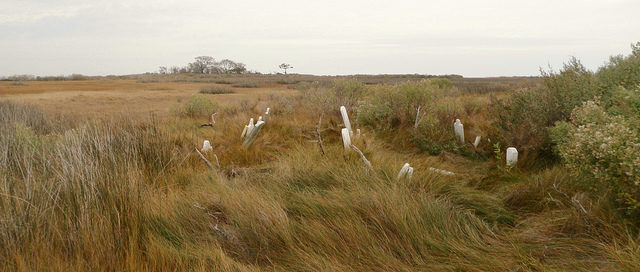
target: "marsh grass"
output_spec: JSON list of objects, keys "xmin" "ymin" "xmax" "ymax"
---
[
  {"xmin": 200, "ymin": 85, "xmax": 235, "ymax": 94},
  {"xmin": 1, "ymin": 59, "xmax": 639, "ymax": 271}
]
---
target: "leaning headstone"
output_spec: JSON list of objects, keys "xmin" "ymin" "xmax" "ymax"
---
[
  {"xmin": 202, "ymin": 140, "xmax": 213, "ymax": 152},
  {"xmin": 341, "ymin": 128, "xmax": 351, "ymax": 149},
  {"xmin": 473, "ymin": 136, "xmax": 481, "ymax": 148},
  {"xmin": 506, "ymin": 147, "xmax": 518, "ymax": 166},
  {"xmin": 243, "ymin": 121, "xmax": 265, "ymax": 147},
  {"xmin": 397, "ymin": 163, "xmax": 411, "ymax": 180},
  {"xmin": 340, "ymin": 106, "xmax": 353, "ymax": 135},
  {"xmin": 241, "ymin": 125, "xmax": 248, "ymax": 138},
  {"xmin": 454, "ymin": 119, "xmax": 464, "ymax": 143},
  {"xmin": 247, "ymin": 118, "xmax": 255, "ymax": 135}
]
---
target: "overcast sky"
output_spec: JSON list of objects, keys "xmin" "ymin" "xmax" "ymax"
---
[{"xmin": 1, "ymin": 0, "xmax": 638, "ymax": 77}]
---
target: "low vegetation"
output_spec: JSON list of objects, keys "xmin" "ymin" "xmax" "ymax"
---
[
  {"xmin": 200, "ymin": 85, "xmax": 235, "ymax": 95},
  {"xmin": 1, "ymin": 42, "xmax": 640, "ymax": 271}
]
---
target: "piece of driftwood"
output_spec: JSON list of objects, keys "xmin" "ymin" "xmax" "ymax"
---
[
  {"xmin": 350, "ymin": 144, "xmax": 377, "ymax": 177},
  {"xmin": 414, "ymin": 106, "xmax": 426, "ymax": 128},
  {"xmin": 316, "ymin": 113, "xmax": 325, "ymax": 156},
  {"xmin": 200, "ymin": 112, "xmax": 218, "ymax": 128},
  {"xmin": 214, "ymin": 154, "xmax": 220, "ymax": 169},
  {"xmin": 195, "ymin": 147, "xmax": 215, "ymax": 170},
  {"xmin": 428, "ymin": 167, "xmax": 455, "ymax": 176}
]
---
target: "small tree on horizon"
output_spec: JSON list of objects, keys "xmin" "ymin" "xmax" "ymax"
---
[{"xmin": 279, "ymin": 63, "xmax": 293, "ymax": 74}]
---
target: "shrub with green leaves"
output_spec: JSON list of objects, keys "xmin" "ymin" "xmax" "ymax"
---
[
  {"xmin": 357, "ymin": 80, "xmax": 443, "ymax": 129},
  {"xmin": 299, "ymin": 80, "xmax": 368, "ymax": 114},
  {"xmin": 488, "ymin": 58, "xmax": 599, "ymax": 162},
  {"xmin": 551, "ymin": 99, "xmax": 640, "ymax": 216},
  {"xmin": 597, "ymin": 42, "xmax": 640, "ymax": 91},
  {"xmin": 411, "ymin": 114, "xmax": 465, "ymax": 155}
]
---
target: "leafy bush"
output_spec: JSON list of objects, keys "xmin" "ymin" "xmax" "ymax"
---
[
  {"xmin": 357, "ymin": 80, "xmax": 443, "ymax": 129},
  {"xmin": 551, "ymin": 99, "xmax": 640, "ymax": 216},
  {"xmin": 356, "ymin": 80, "xmax": 468, "ymax": 155},
  {"xmin": 488, "ymin": 58, "xmax": 599, "ymax": 163},
  {"xmin": 200, "ymin": 85, "xmax": 235, "ymax": 94},
  {"xmin": 411, "ymin": 115, "xmax": 465, "ymax": 155},
  {"xmin": 597, "ymin": 42, "xmax": 640, "ymax": 91},
  {"xmin": 299, "ymin": 80, "xmax": 368, "ymax": 114},
  {"xmin": 172, "ymin": 95, "xmax": 218, "ymax": 118}
]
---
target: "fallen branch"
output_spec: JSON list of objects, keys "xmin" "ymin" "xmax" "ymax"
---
[
  {"xmin": 414, "ymin": 106, "xmax": 425, "ymax": 128},
  {"xmin": 350, "ymin": 144, "xmax": 377, "ymax": 177},
  {"xmin": 195, "ymin": 147, "xmax": 215, "ymax": 170},
  {"xmin": 200, "ymin": 112, "xmax": 218, "ymax": 128},
  {"xmin": 214, "ymin": 154, "xmax": 220, "ymax": 169},
  {"xmin": 316, "ymin": 113, "xmax": 325, "ymax": 156}
]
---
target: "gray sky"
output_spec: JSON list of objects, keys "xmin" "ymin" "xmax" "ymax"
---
[{"xmin": 1, "ymin": 0, "xmax": 638, "ymax": 77}]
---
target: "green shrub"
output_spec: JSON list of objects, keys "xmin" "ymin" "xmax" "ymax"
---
[
  {"xmin": 597, "ymin": 42, "xmax": 640, "ymax": 91},
  {"xmin": 356, "ymin": 80, "xmax": 468, "ymax": 155},
  {"xmin": 200, "ymin": 85, "xmax": 235, "ymax": 94},
  {"xmin": 488, "ymin": 58, "xmax": 599, "ymax": 163},
  {"xmin": 551, "ymin": 99, "xmax": 640, "ymax": 217},
  {"xmin": 411, "ymin": 115, "xmax": 465, "ymax": 155},
  {"xmin": 430, "ymin": 78, "xmax": 452, "ymax": 90},
  {"xmin": 299, "ymin": 80, "xmax": 368, "ymax": 114},
  {"xmin": 357, "ymin": 80, "xmax": 442, "ymax": 129},
  {"xmin": 172, "ymin": 95, "xmax": 218, "ymax": 118}
]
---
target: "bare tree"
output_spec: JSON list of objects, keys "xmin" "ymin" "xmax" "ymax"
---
[
  {"xmin": 158, "ymin": 66, "xmax": 167, "ymax": 74},
  {"xmin": 189, "ymin": 56, "xmax": 216, "ymax": 74},
  {"xmin": 217, "ymin": 59, "xmax": 247, "ymax": 74},
  {"xmin": 279, "ymin": 63, "xmax": 293, "ymax": 74}
]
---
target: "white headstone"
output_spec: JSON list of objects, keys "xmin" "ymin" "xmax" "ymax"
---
[
  {"xmin": 264, "ymin": 107, "xmax": 270, "ymax": 122},
  {"xmin": 341, "ymin": 128, "xmax": 351, "ymax": 149},
  {"xmin": 506, "ymin": 147, "xmax": 518, "ymax": 166},
  {"xmin": 340, "ymin": 106, "xmax": 352, "ymax": 134},
  {"xmin": 473, "ymin": 136, "xmax": 481, "ymax": 148},
  {"xmin": 202, "ymin": 140, "xmax": 213, "ymax": 152},
  {"xmin": 247, "ymin": 118, "xmax": 255, "ymax": 135},
  {"xmin": 241, "ymin": 125, "xmax": 248, "ymax": 138},
  {"xmin": 407, "ymin": 167, "xmax": 414, "ymax": 180},
  {"xmin": 356, "ymin": 129, "xmax": 361, "ymax": 137},
  {"xmin": 454, "ymin": 119, "xmax": 464, "ymax": 143},
  {"xmin": 243, "ymin": 121, "xmax": 265, "ymax": 147},
  {"xmin": 397, "ymin": 163, "xmax": 411, "ymax": 180},
  {"xmin": 258, "ymin": 116, "xmax": 263, "ymax": 122}
]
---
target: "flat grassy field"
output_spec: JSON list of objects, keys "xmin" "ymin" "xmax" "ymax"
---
[{"xmin": 0, "ymin": 79, "xmax": 296, "ymax": 118}]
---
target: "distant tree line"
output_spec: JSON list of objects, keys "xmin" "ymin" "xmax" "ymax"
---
[
  {"xmin": 0, "ymin": 74, "xmax": 91, "ymax": 81},
  {"xmin": 158, "ymin": 56, "xmax": 250, "ymax": 75}
]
